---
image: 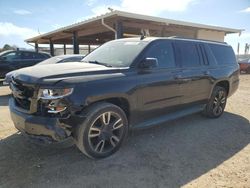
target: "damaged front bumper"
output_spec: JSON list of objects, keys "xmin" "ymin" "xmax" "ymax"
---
[{"xmin": 9, "ymin": 98, "xmax": 71, "ymax": 143}]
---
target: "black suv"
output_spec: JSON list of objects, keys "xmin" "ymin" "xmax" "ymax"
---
[
  {"xmin": 0, "ymin": 50, "xmax": 50, "ymax": 78},
  {"xmin": 9, "ymin": 37, "xmax": 239, "ymax": 158}
]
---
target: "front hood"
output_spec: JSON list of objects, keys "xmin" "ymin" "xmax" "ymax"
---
[{"xmin": 13, "ymin": 62, "xmax": 122, "ymax": 85}]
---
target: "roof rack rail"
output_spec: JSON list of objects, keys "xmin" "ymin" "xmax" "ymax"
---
[{"xmin": 167, "ymin": 36, "xmax": 227, "ymax": 44}]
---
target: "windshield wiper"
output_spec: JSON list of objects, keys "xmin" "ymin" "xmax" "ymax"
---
[{"xmin": 86, "ymin": 60, "xmax": 113, "ymax": 67}]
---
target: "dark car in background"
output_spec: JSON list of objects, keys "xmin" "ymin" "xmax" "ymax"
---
[
  {"xmin": 0, "ymin": 50, "xmax": 50, "ymax": 78},
  {"xmin": 3, "ymin": 54, "xmax": 85, "ymax": 85},
  {"xmin": 238, "ymin": 58, "xmax": 250, "ymax": 73}
]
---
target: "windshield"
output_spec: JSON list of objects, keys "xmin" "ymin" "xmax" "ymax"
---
[
  {"xmin": 82, "ymin": 40, "xmax": 148, "ymax": 67},
  {"xmin": 37, "ymin": 56, "xmax": 62, "ymax": 65}
]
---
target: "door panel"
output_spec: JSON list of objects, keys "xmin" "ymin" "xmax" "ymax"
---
[
  {"xmin": 136, "ymin": 69, "xmax": 181, "ymax": 123},
  {"xmin": 178, "ymin": 68, "xmax": 212, "ymax": 104},
  {"xmin": 135, "ymin": 40, "xmax": 181, "ymax": 123},
  {"xmin": 174, "ymin": 41, "xmax": 212, "ymax": 105},
  {"xmin": 18, "ymin": 52, "xmax": 36, "ymax": 68}
]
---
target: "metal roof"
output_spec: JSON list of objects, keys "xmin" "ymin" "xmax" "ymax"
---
[
  {"xmin": 107, "ymin": 36, "xmax": 230, "ymax": 46},
  {"xmin": 26, "ymin": 10, "xmax": 243, "ymax": 44}
]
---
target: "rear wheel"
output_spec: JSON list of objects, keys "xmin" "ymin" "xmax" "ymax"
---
[
  {"xmin": 203, "ymin": 86, "xmax": 227, "ymax": 118},
  {"xmin": 75, "ymin": 102, "xmax": 128, "ymax": 159}
]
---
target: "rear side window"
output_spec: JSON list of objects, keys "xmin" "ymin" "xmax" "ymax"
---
[
  {"xmin": 34, "ymin": 53, "xmax": 47, "ymax": 59},
  {"xmin": 208, "ymin": 44, "xmax": 236, "ymax": 65},
  {"xmin": 199, "ymin": 44, "xmax": 209, "ymax": 65},
  {"xmin": 39, "ymin": 53, "xmax": 50, "ymax": 58},
  {"xmin": 21, "ymin": 52, "xmax": 33, "ymax": 59},
  {"xmin": 175, "ymin": 41, "xmax": 200, "ymax": 67},
  {"xmin": 144, "ymin": 41, "xmax": 175, "ymax": 68}
]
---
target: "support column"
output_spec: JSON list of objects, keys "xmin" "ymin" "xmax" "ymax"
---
[
  {"xmin": 49, "ymin": 39, "xmax": 54, "ymax": 56},
  {"xmin": 115, "ymin": 21, "xmax": 123, "ymax": 39},
  {"xmin": 161, "ymin": 26, "xmax": 166, "ymax": 37},
  {"xmin": 88, "ymin": 44, "xmax": 91, "ymax": 53},
  {"xmin": 35, "ymin": 43, "xmax": 39, "ymax": 52},
  {"xmin": 73, "ymin": 31, "xmax": 79, "ymax": 54},
  {"xmin": 63, "ymin": 44, "xmax": 66, "ymax": 55}
]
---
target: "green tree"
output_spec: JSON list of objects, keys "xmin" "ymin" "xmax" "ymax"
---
[{"xmin": 2, "ymin": 44, "xmax": 13, "ymax": 51}]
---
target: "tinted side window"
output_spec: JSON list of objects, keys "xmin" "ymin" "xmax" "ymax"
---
[
  {"xmin": 42, "ymin": 53, "xmax": 51, "ymax": 58},
  {"xmin": 203, "ymin": 44, "xmax": 217, "ymax": 66},
  {"xmin": 21, "ymin": 52, "xmax": 33, "ymax": 59},
  {"xmin": 34, "ymin": 53, "xmax": 47, "ymax": 59},
  {"xmin": 2, "ymin": 52, "xmax": 17, "ymax": 60},
  {"xmin": 208, "ymin": 44, "xmax": 236, "ymax": 65},
  {"xmin": 199, "ymin": 44, "xmax": 209, "ymax": 65},
  {"xmin": 175, "ymin": 41, "xmax": 200, "ymax": 67},
  {"xmin": 145, "ymin": 41, "xmax": 175, "ymax": 68}
]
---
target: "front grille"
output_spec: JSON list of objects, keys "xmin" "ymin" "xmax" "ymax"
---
[{"xmin": 10, "ymin": 78, "xmax": 34, "ymax": 111}]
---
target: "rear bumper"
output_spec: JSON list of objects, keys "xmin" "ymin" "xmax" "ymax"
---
[{"xmin": 9, "ymin": 98, "xmax": 70, "ymax": 143}]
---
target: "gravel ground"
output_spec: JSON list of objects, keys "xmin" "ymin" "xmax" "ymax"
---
[{"xmin": 0, "ymin": 75, "xmax": 249, "ymax": 188}]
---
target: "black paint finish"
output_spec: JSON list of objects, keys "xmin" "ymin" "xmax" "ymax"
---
[{"xmin": 8, "ymin": 37, "xmax": 240, "ymax": 142}]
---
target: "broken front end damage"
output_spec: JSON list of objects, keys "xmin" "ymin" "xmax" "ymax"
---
[{"xmin": 9, "ymin": 97, "xmax": 83, "ymax": 143}]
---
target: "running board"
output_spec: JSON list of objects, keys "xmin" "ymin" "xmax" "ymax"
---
[{"xmin": 132, "ymin": 105, "xmax": 205, "ymax": 129}]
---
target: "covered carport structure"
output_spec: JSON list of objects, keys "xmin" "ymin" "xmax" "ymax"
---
[{"xmin": 25, "ymin": 10, "xmax": 242, "ymax": 56}]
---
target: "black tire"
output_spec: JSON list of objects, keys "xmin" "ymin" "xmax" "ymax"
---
[
  {"xmin": 203, "ymin": 86, "xmax": 227, "ymax": 118},
  {"xmin": 74, "ymin": 102, "xmax": 128, "ymax": 159}
]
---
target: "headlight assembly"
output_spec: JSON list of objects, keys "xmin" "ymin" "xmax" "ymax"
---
[{"xmin": 38, "ymin": 88, "xmax": 74, "ymax": 100}]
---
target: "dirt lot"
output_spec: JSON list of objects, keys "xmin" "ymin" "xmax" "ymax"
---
[{"xmin": 0, "ymin": 75, "xmax": 249, "ymax": 188}]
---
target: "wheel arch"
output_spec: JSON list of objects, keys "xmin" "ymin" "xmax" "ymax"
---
[
  {"xmin": 103, "ymin": 97, "xmax": 130, "ymax": 119},
  {"xmin": 214, "ymin": 80, "xmax": 230, "ymax": 95},
  {"xmin": 81, "ymin": 96, "xmax": 131, "ymax": 120}
]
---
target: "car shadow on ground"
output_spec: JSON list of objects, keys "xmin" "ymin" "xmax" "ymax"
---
[{"xmin": 0, "ymin": 112, "xmax": 249, "ymax": 188}]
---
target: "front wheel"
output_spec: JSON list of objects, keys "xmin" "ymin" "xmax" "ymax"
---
[
  {"xmin": 74, "ymin": 102, "xmax": 128, "ymax": 159},
  {"xmin": 203, "ymin": 86, "xmax": 227, "ymax": 118}
]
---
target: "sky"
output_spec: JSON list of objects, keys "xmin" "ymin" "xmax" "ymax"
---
[{"xmin": 0, "ymin": 0, "xmax": 249, "ymax": 53}]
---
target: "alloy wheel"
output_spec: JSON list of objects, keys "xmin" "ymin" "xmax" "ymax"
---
[
  {"xmin": 88, "ymin": 111, "xmax": 125, "ymax": 154},
  {"xmin": 212, "ymin": 90, "xmax": 226, "ymax": 116}
]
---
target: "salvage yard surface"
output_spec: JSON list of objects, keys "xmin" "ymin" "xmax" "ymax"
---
[{"xmin": 0, "ymin": 75, "xmax": 250, "ymax": 188}]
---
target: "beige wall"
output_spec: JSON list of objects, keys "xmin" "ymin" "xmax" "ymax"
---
[{"xmin": 197, "ymin": 29, "xmax": 225, "ymax": 42}]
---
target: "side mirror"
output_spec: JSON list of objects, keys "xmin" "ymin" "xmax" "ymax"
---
[{"xmin": 139, "ymin": 58, "xmax": 158, "ymax": 69}]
